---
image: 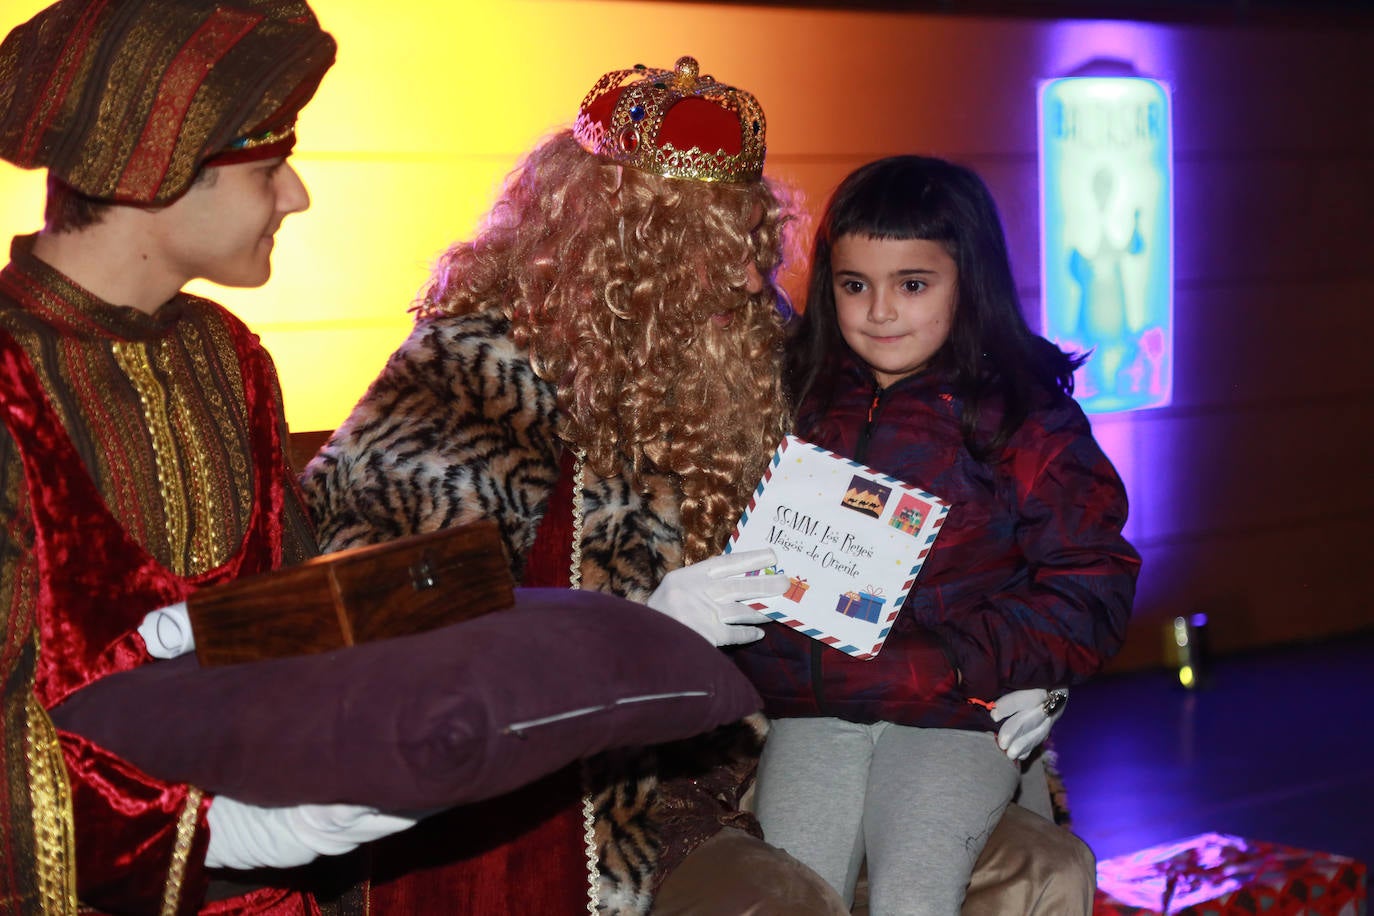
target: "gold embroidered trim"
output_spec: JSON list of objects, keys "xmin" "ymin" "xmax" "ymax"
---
[
  {"xmin": 569, "ymin": 448, "xmax": 587, "ymax": 590},
  {"xmin": 113, "ymin": 341, "xmax": 189, "ymax": 570},
  {"xmin": 569, "ymin": 448, "xmax": 601, "ymax": 912},
  {"xmin": 226, "ymin": 122, "xmax": 295, "ymax": 152},
  {"xmin": 160, "ymin": 787, "xmax": 203, "ymax": 916},
  {"xmin": 159, "ymin": 334, "xmax": 224, "ymax": 570},
  {"xmin": 195, "ymin": 319, "xmax": 253, "ymax": 555},
  {"xmin": 25, "ymin": 693, "xmax": 77, "ymax": 915},
  {"xmin": 581, "ymin": 764, "xmax": 600, "ymax": 915}
]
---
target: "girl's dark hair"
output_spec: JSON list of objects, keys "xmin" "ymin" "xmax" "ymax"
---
[{"xmin": 788, "ymin": 154, "xmax": 1085, "ymax": 459}]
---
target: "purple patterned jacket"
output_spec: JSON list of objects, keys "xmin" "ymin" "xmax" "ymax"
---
[{"xmin": 731, "ymin": 353, "xmax": 1140, "ymax": 732}]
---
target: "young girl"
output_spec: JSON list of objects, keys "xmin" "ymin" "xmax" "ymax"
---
[{"xmin": 732, "ymin": 155, "xmax": 1140, "ymax": 914}]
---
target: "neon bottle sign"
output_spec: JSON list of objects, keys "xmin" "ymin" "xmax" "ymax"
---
[{"xmin": 1040, "ymin": 76, "xmax": 1173, "ymax": 413}]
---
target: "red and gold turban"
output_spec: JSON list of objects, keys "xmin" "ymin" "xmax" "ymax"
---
[{"xmin": 0, "ymin": 0, "xmax": 336, "ymax": 204}]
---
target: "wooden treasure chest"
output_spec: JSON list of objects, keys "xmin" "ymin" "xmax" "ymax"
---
[{"xmin": 188, "ymin": 521, "xmax": 514, "ymax": 666}]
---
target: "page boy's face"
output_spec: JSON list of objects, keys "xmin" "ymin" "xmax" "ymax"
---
[
  {"xmin": 831, "ymin": 234, "xmax": 958, "ymax": 389},
  {"xmin": 151, "ymin": 156, "xmax": 310, "ymax": 290}
]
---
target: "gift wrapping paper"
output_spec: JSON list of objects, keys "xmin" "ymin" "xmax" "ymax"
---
[{"xmin": 1094, "ymin": 832, "xmax": 1366, "ymax": 915}]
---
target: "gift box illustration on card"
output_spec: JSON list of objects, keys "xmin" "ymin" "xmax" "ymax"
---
[
  {"xmin": 835, "ymin": 587, "xmax": 885, "ymax": 623},
  {"xmin": 835, "ymin": 590, "xmax": 860, "ymax": 617},
  {"xmin": 784, "ymin": 576, "xmax": 810, "ymax": 602}
]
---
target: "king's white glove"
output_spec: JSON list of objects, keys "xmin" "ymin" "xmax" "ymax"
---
[
  {"xmin": 137, "ymin": 601, "xmax": 195, "ymax": 659},
  {"xmin": 990, "ymin": 687, "xmax": 1069, "ymax": 761},
  {"xmin": 646, "ymin": 548, "xmax": 787, "ymax": 647},
  {"xmin": 206, "ymin": 797, "xmax": 419, "ymax": 870}
]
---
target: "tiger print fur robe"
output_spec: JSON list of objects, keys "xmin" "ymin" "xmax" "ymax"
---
[{"xmin": 301, "ymin": 309, "xmax": 762, "ymax": 914}]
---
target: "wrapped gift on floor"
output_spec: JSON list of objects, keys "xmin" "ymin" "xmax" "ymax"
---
[{"xmin": 1094, "ymin": 832, "xmax": 1367, "ymax": 915}]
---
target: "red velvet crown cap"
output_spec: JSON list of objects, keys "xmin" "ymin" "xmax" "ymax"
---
[
  {"xmin": 581, "ymin": 88, "xmax": 745, "ymax": 157},
  {"xmin": 573, "ymin": 56, "xmax": 765, "ymax": 183}
]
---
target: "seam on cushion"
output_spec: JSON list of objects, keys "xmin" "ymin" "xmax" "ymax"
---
[
  {"xmin": 504, "ymin": 691, "xmax": 714, "ymax": 734},
  {"xmin": 505, "ymin": 705, "xmax": 608, "ymax": 733},
  {"xmin": 615, "ymin": 691, "xmax": 710, "ymax": 705}
]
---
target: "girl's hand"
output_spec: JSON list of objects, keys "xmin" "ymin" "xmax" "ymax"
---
[{"xmin": 989, "ymin": 687, "xmax": 1069, "ymax": 761}]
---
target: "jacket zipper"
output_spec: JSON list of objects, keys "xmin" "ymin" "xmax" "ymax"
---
[
  {"xmin": 812, "ymin": 381, "xmax": 886, "ymax": 712},
  {"xmin": 856, "ymin": 383, "xmax": 883, "ymax": 464}
]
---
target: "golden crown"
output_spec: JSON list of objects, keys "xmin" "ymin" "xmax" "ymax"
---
[{"xmin": 573, "ymin": 56, "xmax": 766, "ymax": 184}]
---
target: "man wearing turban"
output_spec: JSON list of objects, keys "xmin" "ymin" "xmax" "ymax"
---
[{"xmin": 0, "ymin": 2, "xmax": 411, "ymax": 912}]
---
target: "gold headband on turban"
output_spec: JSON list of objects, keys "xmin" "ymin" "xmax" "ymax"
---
[{"xmin": 0, "ymin": 0, "xmax": 336, "ymax": 204}]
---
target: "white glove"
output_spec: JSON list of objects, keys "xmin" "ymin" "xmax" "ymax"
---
[
  {"xmin": 646, "ymin": 548, "xmax": 788, "ymax": 647},
  {"xmin": 137, "ymin": 601, "xmax": 195, "ymax": 659},
  {"xmin": 205, "ymin": 797, "xmax": 419, "ymax": 870},
  {"xmin": 990, "ymin": 687, "xmax": 1069, "ymax": 761}
]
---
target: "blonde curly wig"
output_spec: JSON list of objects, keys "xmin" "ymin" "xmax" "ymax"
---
[{"xmin": 417, "ymin": 131, "xmax": 795, "ymax": 562}]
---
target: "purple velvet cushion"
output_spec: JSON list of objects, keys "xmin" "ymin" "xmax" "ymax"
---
[{"xmin": 51, "ymin": 588, "xmax": 760, "ymax": 810}]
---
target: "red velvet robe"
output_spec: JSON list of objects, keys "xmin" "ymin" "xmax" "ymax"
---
[{"xmin": 0, "ymin": 247, "xmax": 316, "ymax": 915}]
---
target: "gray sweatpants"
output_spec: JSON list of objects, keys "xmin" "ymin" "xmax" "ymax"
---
[{"xmin": 753, "ymin": 717, "xmax": 1020, "ymax": 916}]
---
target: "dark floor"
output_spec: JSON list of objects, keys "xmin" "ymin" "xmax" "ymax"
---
[{"xmin": 1054, "ymin": 629, "xmax": 1374, "ymax": 875}]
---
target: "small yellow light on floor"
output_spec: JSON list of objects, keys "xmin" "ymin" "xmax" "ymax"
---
[{"xmin": 1178, "ymin": 664, "xmax": 1195, "ymax": 688}]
